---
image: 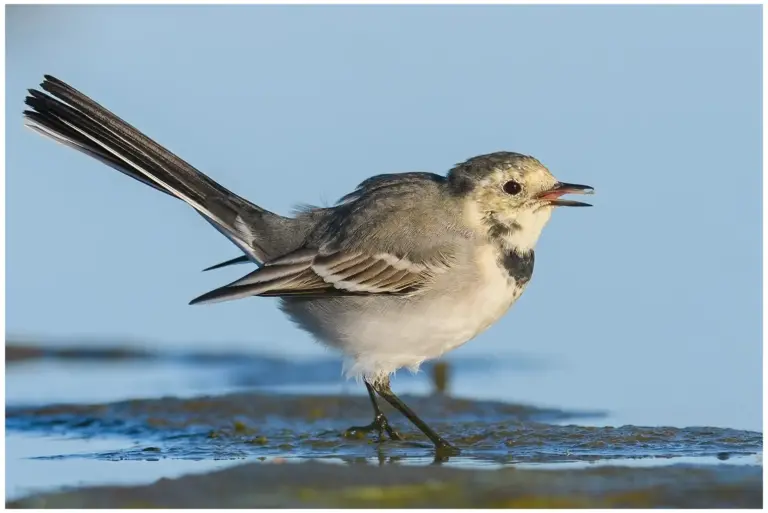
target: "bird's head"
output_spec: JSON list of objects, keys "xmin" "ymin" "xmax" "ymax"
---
[{"xmin": 448, "ymin": 151, "xmax": 593, "ymax": 253}]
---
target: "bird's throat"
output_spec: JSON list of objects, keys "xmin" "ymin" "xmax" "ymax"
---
[{"xmin": 484, "ymin": 207, "xmax": 552, "ymax": 254}]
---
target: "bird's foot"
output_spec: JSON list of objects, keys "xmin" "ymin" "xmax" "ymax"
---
[
  {"xmin": 434, "ymin": 439, "xmax": 461, "ymax": 457},
  {"xmin": 345, "ymin": 413, "xmax": 403, "ymax": 442}
]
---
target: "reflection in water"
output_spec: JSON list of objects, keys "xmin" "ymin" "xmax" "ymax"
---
[{"xmin": 5, "ymin": 348, "xmax": 762, "ymax": 504}]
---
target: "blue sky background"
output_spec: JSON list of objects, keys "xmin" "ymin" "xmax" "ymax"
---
[{"xmin": 6, "ymin": 5, "xmax": 762, "ymax": 430}]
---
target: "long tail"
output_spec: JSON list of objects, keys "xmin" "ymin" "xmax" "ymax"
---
[{"xmin": 23, "ymin": 75, "xmax": 292, "ymax": 265}]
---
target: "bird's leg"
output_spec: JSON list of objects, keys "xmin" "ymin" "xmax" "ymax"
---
[
  {"xmin": 345, "ymin": 381, "xmax": 403, "ymax": 441},
  {"xmin": 372, "ymin": 377, "xmax": 459, "ymax": 454}
]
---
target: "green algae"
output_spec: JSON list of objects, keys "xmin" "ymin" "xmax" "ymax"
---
[{"xmin": 7, "ymin": 460, "xmax": 762, "ymax": 508}]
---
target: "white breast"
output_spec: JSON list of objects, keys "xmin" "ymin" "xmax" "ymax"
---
[{"xmin": 312, "ymin": 243, "xmax": 527, "ymax": 383}]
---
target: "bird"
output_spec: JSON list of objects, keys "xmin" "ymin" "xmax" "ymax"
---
[{"xmin": 22, "ymin": 75, "xmax": 594, "ymax": 453}]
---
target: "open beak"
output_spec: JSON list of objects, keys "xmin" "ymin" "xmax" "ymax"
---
[{"xmin": 537, "ymin": 182, "xmax": 594, "ymax": 207}]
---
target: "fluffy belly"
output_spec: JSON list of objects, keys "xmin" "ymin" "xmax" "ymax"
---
[{"xmin": 280, "ymin": 246, "xmax": 527, "ymax": 382}]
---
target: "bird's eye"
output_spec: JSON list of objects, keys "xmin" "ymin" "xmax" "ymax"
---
[{"xmin": 502, "ymin": 180, "xmax": 522, "ymax": 195}]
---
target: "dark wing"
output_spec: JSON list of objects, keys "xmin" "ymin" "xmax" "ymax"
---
[{"xmin": 189, "ymin": 246, "xmax": 451, "ymax": 304}]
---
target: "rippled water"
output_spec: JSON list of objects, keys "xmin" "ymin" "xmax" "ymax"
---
[{"xmin": 5, "ymin": 349, "xmax": 763, "ymax": 503}]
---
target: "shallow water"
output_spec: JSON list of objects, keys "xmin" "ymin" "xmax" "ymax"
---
[
  {"xmin": 8, "ymin": 393, "xmax": 759, "ymax": 465},
  {"xmin": 6, "ymin": 432, "xmax": 246, "ymax": 502},
  {"xmin": 5, "ymin": 347, "xmax": 763, "ymax": 504}
]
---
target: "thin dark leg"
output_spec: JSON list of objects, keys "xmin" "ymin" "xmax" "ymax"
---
[
  {"xmin": 345, "ymin": 381, "xmax": 403, "ymax": 441},
  {"xmin": 373, "ymin": 378, "xmax": 459, "ymax": 453}
]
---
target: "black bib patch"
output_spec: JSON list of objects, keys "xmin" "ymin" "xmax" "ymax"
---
[{"xmin": 499, "ymin": 249, "xmax": 534, "ymax": 285}]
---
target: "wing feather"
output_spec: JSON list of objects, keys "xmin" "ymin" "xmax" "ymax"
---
[{"xmin": 189, "ymin": 247, "xmax": 450, "ymax": 304}]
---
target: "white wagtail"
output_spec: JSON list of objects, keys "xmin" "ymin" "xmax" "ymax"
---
[{"xmin": 23, "ymin": 76, "xmax": 594, "ymax": 453}]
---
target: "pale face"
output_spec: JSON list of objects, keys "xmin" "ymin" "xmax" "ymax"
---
[
  {"xmin": 470, "ymin": 157, "xmax": 559, "ymax": 215},
  {"xmin": 466, "ymin": 156, "xmax": 593, "ymax": 253}
]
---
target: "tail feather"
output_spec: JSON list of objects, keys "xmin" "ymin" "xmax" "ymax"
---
[
  {"xmin": 25, "ymin": 91, "xmax": 173, "ymax": 196},
  {"xmin": 23, "ymin": 75, "xmax": 292, "ymax": 265},
  {"xmin": 202, "ymin": 254, "xmax": 251, "ymax": 272}
]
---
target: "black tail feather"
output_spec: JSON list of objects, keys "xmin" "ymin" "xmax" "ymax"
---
[{"xmin": 23, "ymin": 75, "xmax": 291, "ymax": 264}]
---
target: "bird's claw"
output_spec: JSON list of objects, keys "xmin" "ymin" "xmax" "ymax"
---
[
  {"xmin": 345, "ymin": 413, "xmax": 403, "ymax": 442},
  {"xmin": 434, "ymin": 440, "xmax": 461, "ymax": 456}
]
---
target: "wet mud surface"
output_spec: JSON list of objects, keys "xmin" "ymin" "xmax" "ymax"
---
[
  {"xmin": 6, "ymin": 346, "xmax": 762, "ymax": 507},
  {"xmin": 8, "ymin": 391, "xmax": 605, "ymax": 463},
  {"xmin": 7, "ymin": 391, "xmax": 763, "ymax": 507},
  {"xmin": 9, "ymin": 459, "xmax": 762, "ymax": 508},
  {"xmin": 7, "ymin": 391, "xmax": 760, "ymax": 465}
]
